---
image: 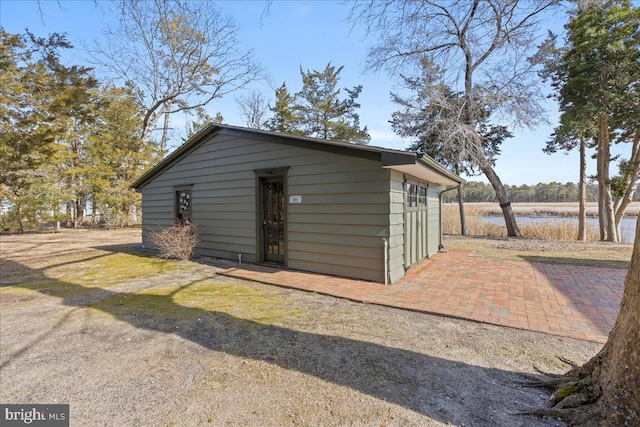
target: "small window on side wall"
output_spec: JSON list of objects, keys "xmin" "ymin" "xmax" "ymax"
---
[
  {"xmin": 418, "ymin": 184, "xmax": 428, "ymax": 206},
  {"xmin": 406, "ymin": 180, "xmax": 418, "ymax": 207},
  {"xmin": 176, "ymin": 189, "xmax": 192, "ymax": 224}
]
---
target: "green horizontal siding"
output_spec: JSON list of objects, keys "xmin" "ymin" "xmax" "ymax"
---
[
  {"xmin": 287, "ymin": 231, "xmax": 384, "ymax": 247},
  {"xmin": 290, "ymin": 260, "xmax": 383, "ymax": 283},
  {"xmin": 140, "ymin": 132, "xmax": 391, "ymax": 282}
]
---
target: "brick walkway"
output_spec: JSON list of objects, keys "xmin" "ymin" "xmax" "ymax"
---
[{"xmin": 218, "ymin": 250, "xmax": 626, "ymax": 343}]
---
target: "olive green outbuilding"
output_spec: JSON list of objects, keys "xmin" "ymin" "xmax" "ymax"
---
[{"xmin": 131, "ymin": 124, "xmax": 463, "ymax": 284}]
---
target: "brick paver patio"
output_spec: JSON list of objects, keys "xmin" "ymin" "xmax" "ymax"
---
[{"xmin": 218, "ymin": 250, "xmax": 626, "ymax": 343}]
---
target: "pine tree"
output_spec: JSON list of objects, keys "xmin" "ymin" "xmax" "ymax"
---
[
  {"xmin": 527, "ymin": 3, "xmax": 640, "ymax": 421},
  {"xmin": 49, "ymin": 63, "xmax": 102, "ymax": 227},
  {"xmin": 184, "ymin": 107, "xmax": 224, "ymax": 140},
  {"xmin": 294, "ymin": 63, "xmax": 370, "ymax": 144},
  {"xmin": 541, "ymin": 0, "xmax": 640, "ymax": 243},
  {"xmin": 349, "ymin": 0, "xmax": 564, "ymax": 236},
  {"xmin": 88, "ymin": 86, "xmax": 161, "ymax": 226},
  {"xmin": 0, "ymin": 31, "xmax": 69, "ymax": 231},
  {"xmin": 264, "ymin": 82, "xmax": 303, "ymax": 135}
]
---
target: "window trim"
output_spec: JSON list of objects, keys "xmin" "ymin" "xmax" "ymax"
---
[
  {"xmin": 174, "ymin": 185, "xmax": 193, "ymax": 224},
  {"xmin": 404, "ymin": 177, "xmax": 429, "ymax": 211}
]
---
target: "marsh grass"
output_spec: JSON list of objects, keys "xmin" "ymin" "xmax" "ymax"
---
[
  {"xmin": 519, "ymin": 219, "xmax": 600, "ymax": 241},
  {"xmin": 442, "ymin": 204, "xmax": 601, "ymax": 240},
  {"xmin": 443, "ymin": 205, "xmax": 504, "ymax": 237},
  {"xmin": 453, "ymin": 201, "xmax": 640, "ymax": 217}
]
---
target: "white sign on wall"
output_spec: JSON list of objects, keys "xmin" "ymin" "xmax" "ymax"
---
[{"xmin": 289, "ymin": 195, "xmax": 302, "ymax": 204}]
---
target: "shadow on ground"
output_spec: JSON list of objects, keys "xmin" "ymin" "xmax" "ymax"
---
[
  {"xmin": 522, "ymin": 256, "xmax": 624, "ymax": 339},
  {"xmin": 519, "ymin": 255, "xmax": 629, "ymax": 270},
  {"xmin": 1, "ymin": 249, "xmax": 555, "ymax": 426}
]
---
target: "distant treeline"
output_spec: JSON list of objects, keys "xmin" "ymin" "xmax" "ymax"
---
[{"xmin": 444, "ymin": 181, "xmax": 640, "ymax": 203}]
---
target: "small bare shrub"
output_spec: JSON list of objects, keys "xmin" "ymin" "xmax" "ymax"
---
[{"xmin": 150, "ymin": 223, "xmax": 199, "ymax": 260}]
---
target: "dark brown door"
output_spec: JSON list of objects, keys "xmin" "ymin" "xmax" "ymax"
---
[{"xmin": 261, "ymin": 177, "xmax": 285, "ymax": 263}]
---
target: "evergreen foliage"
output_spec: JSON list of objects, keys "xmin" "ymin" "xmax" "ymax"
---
[
  {"xmin": 264, "ymin": 82, "xmax": 304, "ymax": 135},
  {"xmin": 294, "ymin": 63, "xmax": 370, "ymax": 144},
  {"xmin": 1, "ymin": 30, "xmax": 75, "ymax": 231},
  {"xmin": 0, "ymin": 29, "xmax": 160, "ymax": 232},
  {"xmin": 184, "ymin": 107, "xmax": 224, "ymax": 141},
  {"xmin": 88, "ymin": 86, "xmax": 160, "ymax": 226},
  {"xmin": 538, "ymin": 0, "xmax": 640, "ymax": 242},
  {"xmin": 440, "ymin": 181, "xmax": 624, "ymax": 204},
  {"xmin": 390, "ymin": 59, "xmax": 512, "ymax": 176},
  {"xmin": 349, "ymin": 0, "xmax": 563, "ymax": 237},
  {"xmin": 264, "ymin": 65, "xmax": 370, "ymax": 144}
]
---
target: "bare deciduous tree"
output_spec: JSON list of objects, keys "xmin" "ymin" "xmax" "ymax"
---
[
  {"xmin": 349, "ymin": 0, "xmax": 561, "ymax": 236},
  {"xmin": 236, "ymin": 89, "xmax": 269, "ymax": 129},
  {"xmin": 391, "ymin": 59, "xmax": 513, "ymax": 236},
  {"xmin": 88, "ymin": 0, "xmax": 261, "ymax": 151}
]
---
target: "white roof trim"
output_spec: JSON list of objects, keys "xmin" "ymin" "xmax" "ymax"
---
[{"xmin": 383, "ymin": 164, "xmax": 462, "ymax": 187}]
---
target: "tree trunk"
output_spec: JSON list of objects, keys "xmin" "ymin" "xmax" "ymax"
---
[
  {"xmin": 457, "ymin": 186, "xmax": 467, "ymax": 236},
  {"xmin": 547, "ymin": 215, "xmax": 640, "ymax": 426},
  {"xmin": 15, "ymin": 199, "xmax": 24, "ymax": 234},
  {"xmin": 597, "ymin": 123, "xmax": 606, "ymax": 240},
  {"xmin": 598, "ymin": 113, "xmax": 618, "ymax": 242},
  {"xmin": 67, "ymin": 200, "xmax": 75, "ymax": 228},
  {"xmin": 75, "ymin": 193, "xmax": 86, "ymax": 226},
  {"xmin": 578, "ymin": 137, "xmax": 587, "ymax": 241},
  {"xmin": 133, "ymin": 204, "xmax": 138, "ymax": 223},
  {"xmin": 460, "ymin": 35, "xmax": 518, "ymax": 236},
  {"xmin": 122, "ymin": 201, "xmax": 131, "ymax": 227},
  {"xmin": 160, "ymin": 101, "xmax": 171, "ymax": 154},
  {"xmin": 454, "ymin": 165, "xmax": 467, "ymax": 236},
  {"xmin": 598, "ymin": 180, "xmax": 606, "ymax": 240},
  {"xmin": 613, "ymin": 133, "xmax": 640, "ymax": 242},
  {"xmin": 478, "ymin": 157, "xmax": 520, "ymax": 237}
]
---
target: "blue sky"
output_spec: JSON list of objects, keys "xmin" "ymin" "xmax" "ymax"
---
[{"xmin": 0, "ymin": 0, "xmax": 629, "ymax": 185}]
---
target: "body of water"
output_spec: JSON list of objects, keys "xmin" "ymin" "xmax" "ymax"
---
[{"xmin": 482, "ymin": 215, "xmax": 638, "ymax": 243}]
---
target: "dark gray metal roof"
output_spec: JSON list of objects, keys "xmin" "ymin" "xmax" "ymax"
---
[{"xmin": 131, "ymin": 123, "xmax": 464, "ymax": 189}]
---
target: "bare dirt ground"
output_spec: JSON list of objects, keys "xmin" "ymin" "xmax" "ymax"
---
[{"xmin": 0, "ymin": 230, "xmax": 605, "ymax": 426}]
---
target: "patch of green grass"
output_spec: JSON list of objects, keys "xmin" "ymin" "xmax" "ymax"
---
[
  {"xmin": 90, "ymin": 280, "xmax": 306, "ymax": 329},
  {"xmin": 171, "ymin": 280, "xmax": 306, "ymax": 325},
  {"xmin": 2, "ymin": 253, "xmax": 190, "ymax": 308},
  {"xmin": 48, "ymin": 253, "xmax": 184, "ymax": 287}
]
